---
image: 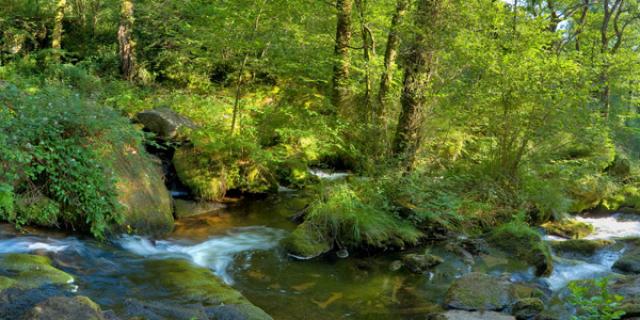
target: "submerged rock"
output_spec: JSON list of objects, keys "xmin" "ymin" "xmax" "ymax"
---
[
  {"xmin": 23, "ymin": 296, "xmax": 112, "ymax": 320},
  {"xmin": 542, "ymin": 220, "xmax": 593, "ymax": 239},
  {"xmin": 284, "ymin": 221, "xmax": 332, "ymax": 260},
  {"xmin": 0, "ymin": 254, "xmax": 73, "ymax": 289},
  {"xmin": 438, "ymin": 310, "xmax": 515, "ymax": 320},
  {"xmin": 444, "ymin": 273, "xmax": 513, "ymax": 311},
  {"xmin": 402, "ymin": 252, "xmax": 444, "ymax": 273},
  {"xmin": 135, "ymin": 107, "xmax": 195, "ymax": 140},
  {"xmin": 174, "ymin": 199, "xmax": 226, "ymax": 219},
  {"xmin": 549, "ymin": 239, "xmax": 614, "ymax": 256}
]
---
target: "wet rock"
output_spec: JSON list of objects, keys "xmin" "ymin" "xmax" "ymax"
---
[
  {"xmin": 283, "ymin": 221, "xmax": 332, "ymax": 260},
  {"xmin": 512, "ymin": 298, "xmax": 544, "ymax": 320},
  {"xmin": 444, "ymin": 273, "xmax": 513, "ymax": 311},
  {"xmin": 542, "ymin": 220, "xmax": 593, "ymax": 239},
  {"xmin": 174, "ymin": 199, "xmax": 226, "ymax": 219},
  {"xmin": 106, "ymin": 143, "xmax": 174, "ymax": 236},
  {"xmin": 613, "ymin": 247, "xmax": 640, "ymax": 274},
  {"xmin": 489, "ymin": 225, "xmax": 553, "ymax": 276},
  {"xmin": 439, "ymin": 310, "xmax": 515, "ymax": 320},
  {"xmin": 135, "ymin": 107, "xmax": 195, "ymax": 140},
  {"xmin": 609, "ymin": 275, "xmax": 640, "ymax": 317},
  {"xmin": 550, "ymin": 239, "xmax": 614, "ymax": 256},
  {"xmin": 130, "ymin": 259, "xmax": 272, "ymax": 320},
  {"xmin": 173, "ymin": 146, "xmax": 231, "ymax": 201},
  {"xmin": 0, "ymin": 287, "xmax": 64, "ymax": 320},
  {"xmin": 401, "ymin": 253, "xmax": 444, "ymax": 273},
  {"xmin": 22, "ymin": 296, "xmax": 111, "ymax": 320},
  {"xmin": 123, "ymin": 298, "xmax": 208, "ymax": 320},
  {"xmin": 0, "ymin": 254, "xmax": 73, "ymax": 289},
  {"xmin": 389, "ymin": 260, "xmax": 403, "ymax": 272}
]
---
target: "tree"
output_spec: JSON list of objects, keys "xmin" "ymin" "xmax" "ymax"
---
[
  {"xmin": 378, "ymin": 0, "xmax": 409, "ymax": 109},
  {"xmin": 52, "ymin": 0, "xmax": 66, "ymax": 60},
  {"xmin": 332, "ymin": 0, "xmax": 353, "ymax": 111},
  {"xmin": 392, "ymin": 0, "xmax": 443, "ymax": 168},
  {"xmin": 118, "ymin": 0, "xmax": 136, "ymax": 81}
]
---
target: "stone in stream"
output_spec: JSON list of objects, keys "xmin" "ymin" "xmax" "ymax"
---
[
  {"xmin": 488, "ymin": 225, "xmax": 553, "ymax": 277},
  {"xmin": 549, "ymin": 239, "xmax": 615, "ymax": 256},
  {"xmin": 135, "ymin": 107, "xmax": 195, "ymax": 140},
  {"xmin": 436, "ymin": 310, "xmax": 515, "ymax": 320},
  {"xmin": 609, "ymin": 275, "xmax": 640, "ymax": 318},
  {"xmin": 444, "ymin": 273, "xmax": 514, "ymax": 311},
  {"xmin": 174, "ymin": 199, "xmax": 226, "ymax": 219},
  {"xmin": 0, "ymin": 254, "xmax": 73, "ymax": 289},
  {"xmin": 283, "ymin": 221, "xmax": 332, "ymax": 260},
  {"xmin": 541, "ymin": 219, "xmax": 594, "ymax": 239},
  {"xmin": 613, "ymin": 240, "xmax": 640, "ymax": 274},
  {"xmin": 511, "ymin": 298, "xmax": 544, "ymax": 320},
  {"xmin": 22, "ymin": 296, "xmax": 114, "ymax": 320},
  {"xmin": 401, "ymin": 252, "xmax": 444, "ymax": 274}
]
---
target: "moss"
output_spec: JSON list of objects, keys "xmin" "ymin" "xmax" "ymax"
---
[
  {"xmin": 107, "ymin": 143, "xmax": 174, "ymax": 236},
  {"xmin": 23, "ymin": 296, "xmax": 106, "ymax": 320},
  {"xmin": 542, "ymin": 220, "xmax": 593, "ymax": 239},
  {"xmin": 283, "ymin": 221, "xmax": 332, "ymax": 259},
  {"xmin": 0, "ymin": 254, "xmax": 73, "ymax": 289},
  {"xmin": 513, "ymin": 298, "xmax": 544, "ymax": 320},
  {"xmin": 444, "ymin": 273, "xmax": 514, "ymax": 311},
  {"xmin": 489, "ymin": 222, "xmax": 553, "ymax": 276},
  {"xmin": 550, "ymin": 239, "xmax": 614, "ymax": 255},
  {"xmin": 0, "ymin": 276, "xmax": 16, "ymax": 291},
  {"xmin": 136, "ymin": 259, "xmax": 272, "ymax": 319},
  {"xmin": 173, "ymin": 146, "xmax": 231, "ymax": 201}
]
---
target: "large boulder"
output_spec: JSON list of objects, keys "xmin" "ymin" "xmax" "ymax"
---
[
  {"xmin": 135, "ymin": 107, "xmax": 195, "ymax": 140},
  {"xmin": 173, "ymin": 146, "xmax": 230, "ymax": 201},
  {"xmin": 22, "ymin": 296, "xmax": 112, "ymax": 320},
  {"xmin": 444, "ymin": 273, "xmax": 514, "ymax": 311},
  {"xmin": 107, "ymin": 144, "xmax": 174, "ymax": 236},
  {"xmin": 613, "ymin": 241, "xmax": 640, "ymax": 274},
  {"xmin": 550, "ymin": 239, "xmax": 614, "ymax": 256}
]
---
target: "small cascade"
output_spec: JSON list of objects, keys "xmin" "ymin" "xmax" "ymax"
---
[
  {"xmin": 308, "ymin": 168, "xmax": 350, "ymax": 180},
  {"xmin": 117, "ymin": 226, "xmax": 285, "ymax": 284}
]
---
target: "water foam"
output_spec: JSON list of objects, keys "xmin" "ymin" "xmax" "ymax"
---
[
  {"xmin": 117, "ymin": 226, "xmax": 285, "ymax": 284},
  {"xmin": 0, "ymin": 237, "xmax": 78, "ymax": 254},
  {"xmin": 576, "ymin": 214, "xmax": 640, "ymax": 240},
  {"xmin": 308, "ymin": 168, "xmax": 350, "ymax": 180}
]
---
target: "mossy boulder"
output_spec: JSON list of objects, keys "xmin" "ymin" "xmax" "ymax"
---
[
  {"xmin": 106, "ymin": 144, "xmax": 174, "ymax": 236},
  {"xmin": 283, "ymin": 221, "xmax": 332, "ymax": 259},
  {"xmin": 613, "ymin": 247, "xmax": 640, "ymax": 274},
  {"xmin": 444, "ymin": 273, "xmax": 514, "ymax": 311},
  {"xmin": 135, "ymin": 107, "xmax": 195, "ymax": 140},
  {"xmin": 542, "ymin": 220, "xmax": 593, "ymax": 239},
  {"xmin": 402, "ymin": 252, "xmax": 444, "ymax": 273},
  {"xmin": 131, "ymin": 259, "xmax": 272, "ymax": 320},
  {"xmin": 22, "ymin": 296, "xmax": 108, "ymax": 320},
  {"xmin": 0, "ymin": 277, "xmax": 16, "ymax": 292},
  {"xmin": 0, "ymin": 254, "xmax": 73, "ymax": 289},
  {"xmin": 173, "ymin": 146, "xmax": 231, "ymax": 201},
  {"xmin": 489, "ymin": 223, "xmax": 553, "ymax": 277},
  {"xmin": 549, "ymin": 239, "xmax": 614, "ymax": 256},
  {"xmin": 512, "ymin": 298, "xmax": 544, "ymax": 320}
]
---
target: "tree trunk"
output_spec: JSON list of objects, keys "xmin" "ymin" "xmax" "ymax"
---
[
  {"xmin": 356, "ymin": 0, "xmax": 373, "ymax": 119},
  {"xmin": 118, "ymin": 0, "xmax": 136, "ymax": 81},
  {"xmin": 378, "ymin": 0, "xmax": 409, "ymax": 109},
  {"xmin": 332, "ymin": 0, "xmax": 353, "ymax": 111},
  {"xmin": 52, "ymin": 0, "xmax": 66, "ymax": 60},
  {"xmin": 392, "ymin": 0, "xmax": 442, "ymax": 168}
]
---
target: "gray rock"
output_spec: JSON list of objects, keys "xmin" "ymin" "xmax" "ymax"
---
[
  {"xmin": 512, "ymin": 298, "xmax": 544, "ymax": 320},
  {"xmin": 445, "ymin": 273, "xmax": 513, "ymax": 311},
  {"xmin": 441, "ymin": 310, "xmax": 515, "ymax": 320},
  {"xmin": 402, "ymin": 253, "xmax": 444, "ymax": 273},
  {"xmin": 135, "ymin": 107, "xmax": 195, "ymax": 140},
  {"xmin": 22, "ymin": 296, "xmax": 112, "ymax": 320}
]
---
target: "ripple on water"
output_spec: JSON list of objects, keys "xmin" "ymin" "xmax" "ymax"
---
[{"xmin": 117, "ymin": 226, "xmax": 286, "ymax": 284}]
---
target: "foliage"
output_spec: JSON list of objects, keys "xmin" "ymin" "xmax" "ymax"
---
[{"xmin": 568, "ymin": 277, "xmax": 625, "ymax": 320}]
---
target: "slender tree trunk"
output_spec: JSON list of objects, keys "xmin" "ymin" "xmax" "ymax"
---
[
  {"xmin": 378, "ymin": 0, "xmax": 409, "ymax": 109},
  {"xmin": 598, "ymin": 0, "xmax": 623, "ymax": 120},
  {"xmin": 332, "ymin": 0, "xmax": 353, "ymax": 111},
  {"xmin": 356, "ymin": 0, "xmax": 373, "ymax": 120},
  {"xmin": 392, "ymin": 0, "xmax": 442, "ymax": 169},
  {"xmin": 52, "ymin": 0, "xmax": 66, "ymax": 60},
  {"xmin": 575, "ymin": 0, "xmax": 590, "ymax": 51},
  {"xmin": 118, "ymin": 0, "xmax": 136, "ymax": 81}
]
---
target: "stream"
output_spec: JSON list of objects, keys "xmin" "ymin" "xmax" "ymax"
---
[{"xmin": 1, "ymin": 193, "xmax": 639, "ymax": 319}]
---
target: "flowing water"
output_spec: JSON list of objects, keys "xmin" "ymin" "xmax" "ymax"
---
[{"xmin": 1, "ymin": 195, "xmax": 639, "ymax": 319}]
